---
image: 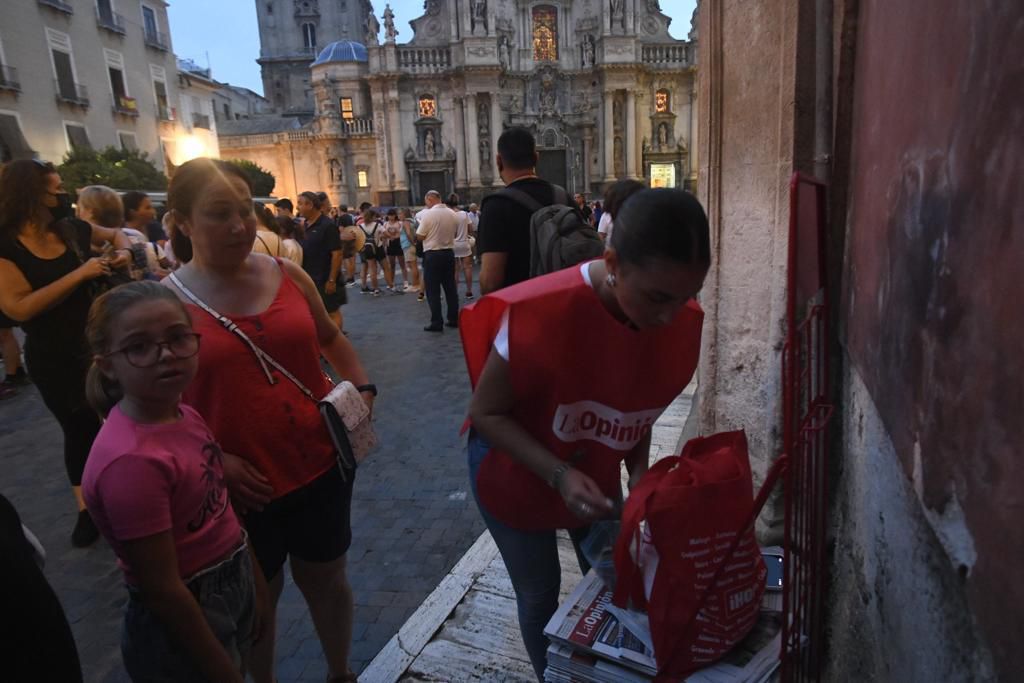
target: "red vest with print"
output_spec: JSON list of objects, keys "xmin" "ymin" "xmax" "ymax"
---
[{"xmin": 461, "ymin": 265, "xmax": 703, "ymax": 531}]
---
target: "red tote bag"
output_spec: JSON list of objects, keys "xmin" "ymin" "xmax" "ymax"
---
[{"xmin": 613, "ymin": 431, "xmax": 773, "ymax": 680}]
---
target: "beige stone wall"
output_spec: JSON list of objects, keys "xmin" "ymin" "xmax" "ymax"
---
[
  {"xmin": 0, "ymin": 0, "xmax": 181, "ymax": 168},
  {"xmin": 695, "ymin": 1, "xmax": 811, "ymax": 524}
]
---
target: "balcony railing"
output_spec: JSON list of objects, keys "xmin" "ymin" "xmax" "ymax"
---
[
  {"xmin": 143, "ymin": 29, "xmax": 170, "ymax": 52},
  {"xmin": 341, "ymin": 117, "xmax": 374, "ymax": 136},
  {"xmin": 38, "ymin": 0, "xmax": 74, "ymax": 14},
  {"xmin": 641, "ymin": 44, "xmax": 690, "ymax": 66},
  {"xmin": 55, "ymin": 80, "xmax": 89, "ymax": 107},
  {"xmin": 192, "ymin": 112, "xmax": 211, "ymax": 130},
  {"xmin": 0, "ymin": 65, "xmax": 20, "ymax": 92},
  {"xmin": 397, "ymin": 46, "xmax": 452, "ymax": 74},
  {"xmin": 113, "ymin": 95, "xmax": 138, "ymax": 116},
  {"xmin": 96, "ymin": 7, "xmax": 127, "ymax": 35},
  {"xmin": 157, "ymin": 103, "xmax": 175, "ymax": 121}
]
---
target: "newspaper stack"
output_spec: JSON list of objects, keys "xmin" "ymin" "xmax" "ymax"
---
[{"xmin": 543, "ymin": 570, "xmax": 784, "ymax": 683}]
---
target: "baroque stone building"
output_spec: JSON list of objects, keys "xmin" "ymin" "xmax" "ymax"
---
[{"xmin": 223, "ymin": 0, "xmax": 696, "ymax": 206}]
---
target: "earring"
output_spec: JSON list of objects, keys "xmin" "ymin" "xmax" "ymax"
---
[{"xmin": 605, "ymin": 272, "xmax": 617, "ymax": 288}]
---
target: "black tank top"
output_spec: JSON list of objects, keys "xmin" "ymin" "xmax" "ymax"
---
[{"xmin": 0, "ymin": 219, "xmax": 93, "ymax": 363}]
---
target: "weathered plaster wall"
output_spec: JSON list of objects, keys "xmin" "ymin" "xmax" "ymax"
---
[
  {"xmin": 837, "ymin": 0, "xmax": 1023, "ymax": 678},
  {"xmin": 825, "ymin": 367, "xmax": 995, "ymax": 681}
]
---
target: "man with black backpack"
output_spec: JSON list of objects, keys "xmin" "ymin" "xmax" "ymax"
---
[{"xmin": 477, "ymin": 127, "xmax": 604, "ymax": 294}]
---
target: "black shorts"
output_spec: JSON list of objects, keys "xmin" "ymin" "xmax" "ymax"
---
[
  {"xmin": 386, "ymin": 239, "xmax": 403, "ymax": 257},
  {"xmin": 243, "ymin": 465, "xmax": 355, "ymax": 581},
  {"xmin": 361, "ymin": 245, "xmax": 386, "ymax": 262},
  {"xmin": 317, "ymin": 281, "xmax": 347, "ymax": 312}
]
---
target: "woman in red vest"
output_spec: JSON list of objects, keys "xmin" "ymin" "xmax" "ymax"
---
[{"xmin": 462, "ymin": 188, "xmax": 710, "ymax": 681}]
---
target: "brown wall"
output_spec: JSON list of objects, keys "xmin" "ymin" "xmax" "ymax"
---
[{"xmin": 841, "ymin": 0, "xmax": 1023, "ymax": 677}]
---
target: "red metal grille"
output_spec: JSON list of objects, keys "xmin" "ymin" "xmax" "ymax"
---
[{"xmin": 780, "ymin": 173, "xmax": 834, "ymax": 681}]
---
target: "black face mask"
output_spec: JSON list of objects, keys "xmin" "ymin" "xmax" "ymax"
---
[{"xmin": 48, "ymin": 193, "xmax": 74, "ymax": 224}]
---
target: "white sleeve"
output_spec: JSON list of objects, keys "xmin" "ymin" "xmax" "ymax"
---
[
  {"xmin": 493, "ymin": 309, "xmax": 510, "ymax": 361},
  {"xmin": 597, "ymin": 212, "xmax": 613, "ymax": 235}
]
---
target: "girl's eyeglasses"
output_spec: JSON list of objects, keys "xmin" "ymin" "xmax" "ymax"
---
[{"xmin": 106, "ymin": 332, "xmax": 201, "ymax": 368}]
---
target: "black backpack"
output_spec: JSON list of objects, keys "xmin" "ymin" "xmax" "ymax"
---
[{"xmin": 495, "ymin": 185, "xmax": 605, "ymax": 277}]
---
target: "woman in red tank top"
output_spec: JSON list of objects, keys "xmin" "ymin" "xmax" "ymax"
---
[
  {"xmin": 162, "ymin": 159, "xmax": 373, "ymax": 683},
  {"xmin": 462, "ymin": 189, "xmax": 711, "ymax": 681}
]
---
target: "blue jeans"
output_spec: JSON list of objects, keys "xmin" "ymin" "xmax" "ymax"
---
[
  {"xmin": 121, "ymin": 541, "xmax": 255, "ymax": 682},
  {"xmin": 468, "ymin": 433, "xmax": 591, "ymax": 682}
]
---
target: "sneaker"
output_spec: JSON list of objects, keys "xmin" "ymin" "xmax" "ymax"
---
[
  {"xmin": 403, "ymin": 283, "xmax": 415, "ymax": 292},
  {"xmin": 373, "ymin": 289, "xmax": 381, "ymax": 297},
  {"xmin": 346, "ymin": 279, "xmax": 358, "ymax": 288},
  {"xmin": 417, "ymin": 292, "xmax": 425, "ymax": 302},
  {"xmin": 71, "ymin": 509, "xmax": 99, "ymax": 548},
  {"xmin": 465, "ymin": 291, "xmax": 474, "ymax": 300},
  {"xmin": 393, "ymin": 287, "xmax": 405, "ymax": 295},
  {"xmin": 361, "ymin": 286, "xmax": 372, "ymax": 294}
]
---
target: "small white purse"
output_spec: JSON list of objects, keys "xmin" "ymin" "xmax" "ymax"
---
[{"xmin": 170, "ymin": 273, "xmax": 378, "ymax": 476}]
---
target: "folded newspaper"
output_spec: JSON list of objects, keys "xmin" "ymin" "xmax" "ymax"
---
[{"xmin": 543, "ymin": 570, "xmax": 784, "ymax": 683}]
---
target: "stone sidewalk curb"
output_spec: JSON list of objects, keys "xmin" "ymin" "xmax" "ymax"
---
[{"xmin": 361, "ymin": 530, "xmax": 499, "ymax": 682}]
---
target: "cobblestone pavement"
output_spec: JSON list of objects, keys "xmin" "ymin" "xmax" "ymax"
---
[{"xmin": 0, "ymin": 275, "xmax": 484, "ymax": 682}]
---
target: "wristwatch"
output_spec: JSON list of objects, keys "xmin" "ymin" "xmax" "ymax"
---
[{"xmin": 356, "ymin": 383, "xmax": 378, "ymax": 397}]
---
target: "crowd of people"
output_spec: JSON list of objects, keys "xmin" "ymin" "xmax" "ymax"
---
[{"xmin": 0, "ymin": 126, "xmax": 708, "ymax": 683}]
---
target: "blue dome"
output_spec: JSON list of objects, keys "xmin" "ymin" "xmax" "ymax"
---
[{"xmin": 312, "ymin": 41, "xmax": 368, "ymax": 65}]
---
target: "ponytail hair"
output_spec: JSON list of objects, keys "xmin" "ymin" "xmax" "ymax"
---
[
  {"xmin": 85, "ymin": 281, "xmax": 192, "ymax": 417},
  {"xmin": 610, "ymin": 188, "xmax": 711, "ymax": 270}
]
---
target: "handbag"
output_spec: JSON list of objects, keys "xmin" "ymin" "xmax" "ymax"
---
[{"xmin": 168, "ymin": 272, "xmax": 377, "ymax": 476}]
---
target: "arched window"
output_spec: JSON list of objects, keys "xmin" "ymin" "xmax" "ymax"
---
[
  {"xmin": 532, "ymin": 6, "xmax": 558, "ymax": 62},
  {"xmin": 655, "ymin": 89, "xmax": 671, "ymax": 113},
  {"xmin": 302, "ymin": 23, "xmax": 317, "ymax": 49},
  {"xmin": 418, "ymin": 94, "xmax": 437, "ymax": 118}
]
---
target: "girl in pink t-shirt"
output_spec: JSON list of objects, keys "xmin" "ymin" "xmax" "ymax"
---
[{"xmin": 81, "ymin": 281, "xmax": 268, "ymax": 683}]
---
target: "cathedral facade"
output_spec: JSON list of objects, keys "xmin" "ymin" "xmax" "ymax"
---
[{"xmin": 221, "ymin": 0, "xmax": 696, "ymax": 206}]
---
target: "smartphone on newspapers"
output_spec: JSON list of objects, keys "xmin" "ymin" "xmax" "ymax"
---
[{"xmin": 763, "ymin": 549, "xmax": 784, "ymax": 591}]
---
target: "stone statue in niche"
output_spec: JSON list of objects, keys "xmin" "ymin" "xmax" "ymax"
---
[
  {"xmin": 479, "ymin": 102, "xmax": 489, "ymax": 133},
  {"xmin": 508, "ymin": 93, "xmax": 522, "ymax": 114},
  {"xmin": 614, "ymin": 137, "xmax": 623, "ymax": 174},
  {"xmin": 480, "ymin": 138, "xmax": 491, "ymax": 169},
  {"xmin": 613, "ymin": 99, "xmax": 622, "ymax": 129},
  {"xmin": 471, "ymin": 0, "xmax": 487, "ymax": 34},
  {"xmin": 424, "ymin": 0, "xmax": 441, "ymax": 16},
  {"xmin": 581, "ymin": 34, "xmax": 595, "ymax": 68},
  {"xmin": 657, "ymin": 122, "xmax": 668, "ymax": 148},
  {"xmin": 383, "ymin": 4, "xmax": 398, "ymax": 42},
  {"xmin": 424, "ymin": 129, "xmax": 436, "ymax": 159},
  {"xmin": 610, "ymin": 0, "xmax": 624, "ymax": 25},
  {"xmin": 498, "ymin": 36, "xmax": 511, "ymax": 70},
  {"xmin": 328, "ymin": 158, "xmax": 341, "ymax": 183},
  {"xmin": 539, "ymin": 73, "xmax": 557, "ymax": 113}
]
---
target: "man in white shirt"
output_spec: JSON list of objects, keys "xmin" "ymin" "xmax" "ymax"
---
[{"xmin": 416, "ymin": 190, "xmax": 461, "ymax": 331}]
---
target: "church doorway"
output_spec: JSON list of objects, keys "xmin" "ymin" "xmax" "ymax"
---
[{"xmin": 537, "ymin": 149, "xmax": 567, "ymax": 188}]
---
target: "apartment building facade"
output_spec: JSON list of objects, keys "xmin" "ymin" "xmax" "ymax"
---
[{"xmin": 0, "ymin": 0, "xmax": 185, "ymax": 170}]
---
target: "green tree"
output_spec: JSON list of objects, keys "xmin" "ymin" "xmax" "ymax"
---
[
  {"xmin": 57, "ymin": 147, "xmax": 168, "ymax": 193},
  {"xmin": 226, "ymin": 159, "xmax": 276, "ymax": 197}
]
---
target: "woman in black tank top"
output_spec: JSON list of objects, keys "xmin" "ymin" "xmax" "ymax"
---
[{"xmin": 0, "ymin": 160, "xmax": 133, "ymax": 547}]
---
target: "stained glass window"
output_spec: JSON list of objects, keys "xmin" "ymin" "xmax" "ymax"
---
[
  {"xmin": 418, "ymin": 95, "xmax": 437, "ymax": 118},
  {"xmin": 532, "ymin": 6, "xmax": 558, "ymax": 62},
  {"xmin": 656, "ymin": 89, "xmax": 670, "ymax": 113}
]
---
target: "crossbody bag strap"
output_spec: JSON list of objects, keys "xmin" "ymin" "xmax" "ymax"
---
[{"xmin": 168, "ymin": 272, "xmax": 319, "ymax": 402}]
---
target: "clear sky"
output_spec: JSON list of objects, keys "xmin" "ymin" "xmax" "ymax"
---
[{"xmin": 167, "ymin": 0, "xmax": 697, "ymax": 95}]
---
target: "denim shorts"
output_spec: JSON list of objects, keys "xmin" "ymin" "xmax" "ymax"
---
[{"xmin": 121, "ymin": 540, "xmax": 255, "ymax": 682}]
